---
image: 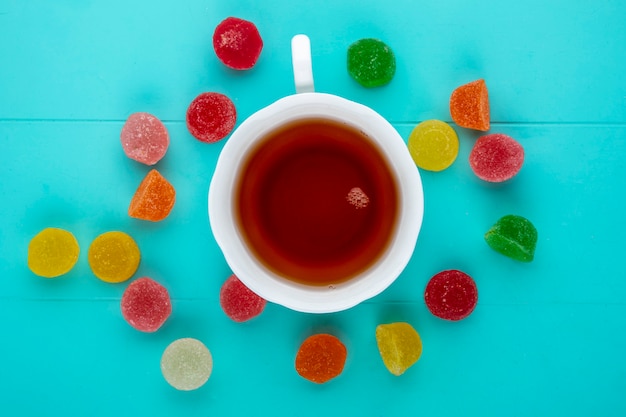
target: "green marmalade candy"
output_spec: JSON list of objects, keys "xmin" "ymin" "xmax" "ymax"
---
[
  {"xmin": 347, "ymin": 38, "xmax": 396, "ymax": 88},
  {"xmin": 484, "ymin": 215, "xmax": 538, "ymax": 262}
]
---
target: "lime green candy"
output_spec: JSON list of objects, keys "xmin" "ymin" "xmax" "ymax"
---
[
  {"xmin": 485, "ymin": 215, "xmax": 538, "ymax": 262},
  {"xmin": 347, "ymin": 38, "xmax": 396, "ymax": 88}
]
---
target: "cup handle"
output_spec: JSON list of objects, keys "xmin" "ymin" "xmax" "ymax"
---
[{"xmin": 291, "ymin": 34, "xmax": 315, "ymax": 93}]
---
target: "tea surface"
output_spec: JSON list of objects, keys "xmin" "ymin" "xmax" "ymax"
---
[{"xmin": 236, "ymin": 118, "xmax": 399, "ymax": 285}]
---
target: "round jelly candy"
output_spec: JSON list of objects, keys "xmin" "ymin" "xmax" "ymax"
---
[
  {"xmin": 295, "ymin": 334, "xmax": 347, "ymax": 384},
  {"xmin": 128, "ymin": 169, "xmax": 176, "ymax": 222},
  {"xmin": 120, "ymin": 112, "xmax": 169, "ymax": 165},
  {"xmin": 450, "ymin": 79, "xmax": 490, "ymax": 131},
  {"xmin": 407, "ymin": 120, "xmax": 459, "ymax": 171},
  {"xmin": 424, "ymin": 270, "xmax": 478, "ymax": 321},
  {"xmin": 219, "ymin": 275, "xmax": 266, "ymax": 323},
  {"xmin": 161, "ymin": 338, "xmax": 213, "ymax": 391},
  {"xmin": 469, "ymin": 133, "xmax": 524, "ymax": 182},
  {"xmin": 88, "ymin": 231, "xmax": 140, "ymax": 283},
  {"xmin": 347, "ymin": 38, "xmax": 396, "ymax": 88},
  {"xmin": 485, "ymin": 214, "xmax": 537, "ymax": 262},
  {"xmin": 121, "ymin": 277, "xmax": 172, "ymax": 332},
  {"xmin": 376, "ymin": 322, "xmax": 423, "ymax": 376},
  {"xmin": 186, "ymin": 92, "xmax": 237, "ymax": 143},
  {"xmin": 213, "ymin": 17, "xmax": 263, "ymax": 70},
  {"xmin": 27, "ymin": 228, "xmax": 79, "ymax": 278}
]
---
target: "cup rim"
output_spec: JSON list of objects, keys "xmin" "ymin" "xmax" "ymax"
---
[{"xmin": 208, "ymin": 92, "xmax": 423, "ymax": 313}]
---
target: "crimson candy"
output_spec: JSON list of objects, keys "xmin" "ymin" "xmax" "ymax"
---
[
  {"xmin": 186, "ymin": 92, "xmax": 236, "ymax": 143},
  {"xmin": 213, "ymin": 17, "xmax": 263, "ymax": 70},
  {"xmin": 469, "ymin": 133, "xmax": 524, "ymax": 182},
  {"xmin": 219, "ymin": 275, "xmax": 267, "ymax": 322},
  {"xmin": 121, "ymin": 277, "xmax": 172, "ymax": 332},
  {"xmin": 424, "ymin": 270, "xmax": 478, "ymax": 321}
]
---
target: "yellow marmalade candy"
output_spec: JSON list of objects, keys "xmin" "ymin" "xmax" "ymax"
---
[
  {"xmin": 88, "ymin": 231, "xmax": 140, "ymax": 283},
  {"xmin": 407, "ymin": 120, "xmax": 459, "ymax": 171},
  {"xmin": 375, "ymin": 322, "xmax": 423, "ymax": 376},
  {"xmin": 28, "ymin": 228, "xmax": 80, "ymax": 278}
]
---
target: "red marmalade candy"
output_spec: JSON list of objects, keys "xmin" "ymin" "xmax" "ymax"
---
[
  {"xmin": 121, "ymin": 277, "xmax": 172, "ymax": 332},
  {"xmin": 424, "ymin": 270, "xmax": 478, "ymax": 321},
  {"xmin": 219, "ymin": 275, "xmax": 267, "ymax": 322},
  {"xmin": 469, "ymin": 133, "xmax": 524, "ymax": 182},
  {"xmin": 213, "ymin": 17, "xmax": 263, "ymax": 70},
  {"xmin": 186, "ymin": 92, "xmax": 236, "ymax": 143}
]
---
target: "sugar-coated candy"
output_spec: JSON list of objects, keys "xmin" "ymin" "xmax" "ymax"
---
[
  {"xmin": 88, "ymin": 231, "xmax": 140, "ymax": 283},
  {"xmin": 161, "ymin": 338, "xmax": 213, "ymax": 391},
  {"xmin": 295, "ymin": 334, "xmax": 347, "ymax": 384},
  {"xmin": 27, "ymin": 228, "xmax": 79, "ymax": 278},
  {"xmin": 213, "ymin": 17, "xmax": 263, "ymax": 70},
  {"xmin": 347, "ymin": 38, "xmax": 396, "ymax": 88},
  {"xmin": 128, "ymin": 169, "xmax": 175, "ymax": 222},
  {"xmin": 120, "ymin": 112, "xmax": 169, "ymax": 165},
  {"xmin": 346, "ymin": 187, "xmax": 370, "ymax": 209},
  {"xmin": 469, "ymin": 133, "xmax": 524, "ymax": 182},
  {"xmin": 375, "ymin": 322, "xmax": 423, "ymax": 376},
  {"xmin": 485, "ymin": 214, "xmax": 537, "ymax": 262},
  {"xmin": 407, "ymin": 120, "xmax": 459, "ymax": 171},
  {"xmin": 450, "ymin": 79, "xmax": 490, "ymax": 131},
  {"xmin": 425, "ymin": 270, "xmax": 478, "ymax": 321},
  {"xmin": 121, "ymin": 277, "xmax": 172, "ymax": 332},
  {"xmin": 219, "ymin": 274, "xmax": 266, "ymax": 322},
  {"xmin": 186, "ymin": 92, "xmax": 237, "ymax": 143}
]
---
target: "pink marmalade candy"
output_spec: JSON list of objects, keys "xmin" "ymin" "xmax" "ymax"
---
[
  {"xmin": 219, "ymin": 275, "xmax": 266, "ymax": 322},
  {"xmin": 469, "ymin": 133, "xmax": 524, "ymax": 182},
  {"xmin": 186, "ymin": 92, "xmax": 236, "ymax": 143},
  {"xmin": 121, "ymin": 277, "xmax": 172, "ymax": 332},
  {"xmin": 120, "ymin": 112, "xmax": 169, "ymax": 165},
  {"xmin": 424, "ymin": 269, "xmax": 478, "ymax": 321},
  {"xmin": 213, "ymin": 17, "xmax": 263, "ymax": 70}
]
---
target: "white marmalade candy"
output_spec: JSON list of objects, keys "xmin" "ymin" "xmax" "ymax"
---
[{"xmin": 161, "ymin": 338, "xmax": 213, "ymax": 390}]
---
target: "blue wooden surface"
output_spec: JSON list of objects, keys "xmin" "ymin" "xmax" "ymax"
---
[{"xmin": 1, "ymin": 1, "xmax": 625, "ymax": 416}]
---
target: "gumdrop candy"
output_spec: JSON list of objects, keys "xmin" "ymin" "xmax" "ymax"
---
[
  {"xmin": 128, "ymin": 169, "xmax": 176, "ymax": 222},
  {"xmin": 346, "ymin": 187, "xmax": 370, "ymax": 209},
  {"xmin": 485, "ymin": 214, "xmax": 537, "ymax": 262},
  {"xmin": 375, "ymin": 322, "xmax": 423, "ymax": 376},
  {"xmin": 120, "ymin": 112, "xmax": 169, "ymax": 165},
  {"xmin": 88, "ymin": 231, "xmax": 140, "ymax": 283},
  {"xmin": 213, "ymin": 17, "xmax": 263, "ymax": 70},
  {"xmin": 161, "ymin": 338, "xmax": 213, "ymax": 391},
  {"xmin": 450, "ymin": 79, "xmax": 490, "ymax": 131},
  {"xmin": 121, "ymin": 277, "xmax": 172, "ymax": 332},
  {"xmin": 295, "ymin": 334, "xmax": 347, "ymax": 384},
  {"xmin": 347, "ymin": 38, "xmax": 396, "ymax": 88},
  {"xmin": 469, "ymin": 133, "xmax": 524, "ymax": 182},
  {"xmin": 219, "ymin": 274, "xmax": 267, "ymax": 322},
  {"xmin": 186, "ymin": 92, "xmax": 237, "ymax": 143},
  {"xmin": 27, "ymin": 228, "xmax": 79, "ymax": 278},
  {"xmin": 407, "ymin": 120, "xmax": 459, "ymax": 171},
  {"xmin": 425, "ymin": 269, "xmax": 478, "ymax": 321}
]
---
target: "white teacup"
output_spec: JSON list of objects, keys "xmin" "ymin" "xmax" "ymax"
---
[{"xmin": 208, "ymin": 35, "xmax": 423, "ymax": 313}]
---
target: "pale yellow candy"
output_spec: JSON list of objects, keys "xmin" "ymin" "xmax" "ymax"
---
[
  {"xmin": 161, "ymin": 338, "xmax": 213, "ymax": 391},
  {"xmin": 88, "ymin": 231, "xmax": 140, "ymax": 283},
  {"xmin": 375, "ymin": 322, "xmax": 422, "ymax": 376},
  {"xmin": 28, "ymin": 228, "xmax": 79, "ymax": 278},
  {"xmin": 407, "ymin": 120, "xmax": 459, "ymax": 171}
]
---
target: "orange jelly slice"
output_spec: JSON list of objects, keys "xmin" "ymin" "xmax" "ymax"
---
[
  {"xmin": 129, "ymin": 169, "xmax": 175, "ymax": 222},
  {"xmin": 449, "ymin": 79, "xmax": 490, "ymax": 131}
]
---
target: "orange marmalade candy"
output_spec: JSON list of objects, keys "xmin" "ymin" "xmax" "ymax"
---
[
  {"xmin": 449, "ymin": 79, "xmax": 490, "ymax": 131},
  {"xmin": 295, "ymin": 334, "xmax": 347, "ymax": 383},
  {"xmin": 128, "ymin": 169, "xmax": 175, "ymax": 222}
]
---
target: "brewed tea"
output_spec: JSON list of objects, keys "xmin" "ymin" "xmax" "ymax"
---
[{"xmin": 236, "ymin": 118, "xmax": 398, "ymax": 286}]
